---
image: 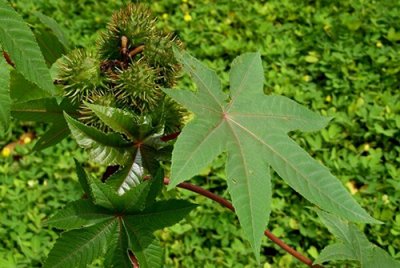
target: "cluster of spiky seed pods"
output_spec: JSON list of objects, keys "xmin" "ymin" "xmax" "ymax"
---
[{"xmin": 57, "ymin": 3, "xmax": 185, "ymax": 135}]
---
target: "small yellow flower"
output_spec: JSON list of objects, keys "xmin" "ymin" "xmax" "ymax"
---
[
  {"xmin": 363, "ymin": 143, "xmax": 370, "ymax": 152},
  {"xmin": 325, "ymin": 95, "xmax": 332, "ymax": 102},
  {"xmin": 1, "ymin": 147, "xmax": 11, "ymax": 157},
  {"xmin": 346, "ymin": 181, "xmax": 358, "ymax": 195},
  {"xmin": 382, "ymin": 194, "xmax": 389, "ymax": 205},
  {"xmin": 162, "ymin": 13, "xmax": 169, "ymax": 20},
  {"xmin": 376, "ymin": 41, "xmax": 383, "ymax": 48},
  {"xmin": 23, "ymin": 136, "xmax": 32, "ymax": 144},
  {"xmin": 183, "ymin": 13, "xmax": 192, "ymax": 22},
  {"xmin": 302, "ymin": 75, "xmax": 311, "ymax": 82}
]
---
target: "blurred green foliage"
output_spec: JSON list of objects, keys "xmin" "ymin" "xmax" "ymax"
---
[{"xmin": 1, "ymin": 0, "xmax": 400, "ymax": 267}]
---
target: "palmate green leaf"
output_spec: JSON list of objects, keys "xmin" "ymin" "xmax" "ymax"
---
[
  {"xmin": 46, "ymin": 199, "xmax": 114, "ymax": 230},
  {"xmin": 0, "ymin": 56, "xmax": 11, "ymax": 134},
  {"xmin": 44, "ymin": 218, "xmax": 118, "ymax": 268},
  {"xmin": 64, "ymin": 112, "xmax": 132, "ymax": 165},
  {"xmin": 315, "ymin": 210, "xmax": 400, "ymax": 267},
  {"xmin": 163, "ymin": 49, "xmax": 379, "ymax": 258},
  {"xmin": 11, "ymin": 97, "xmax": 75, "ymax": 150},
  {"xmin": 0, "ymin": 0, "xmax": 56, "ymax": 97}
]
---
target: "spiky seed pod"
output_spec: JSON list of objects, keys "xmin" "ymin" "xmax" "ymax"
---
[
  {"xmin": 57, "ymin": 49, "xmax": 104, "ymax": 104},
  {"xmin": 112, "ymin": 60, "xmax": 161, "ymax": 112},
  {"xmin": 160, "ymin": 97, "xmax": 187, "ymax": 135},
  {"xmin": 144, "ymin": 33, "xmax": 181, "ymax": 88},
  {"xmin": 98, "ymin": 4, "xmax": 157, "ymax": 61},
  {"xmin": 79, "ymin": 91, "xmax": 116, "ymax": 132}
]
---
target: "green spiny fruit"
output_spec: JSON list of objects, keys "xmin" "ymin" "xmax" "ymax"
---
[
  {"xmin": 57, "ymin": 49, "xmax": 104, "ymax": 105},
  {"xmin": 98, "ymin": 4, "xmax": 157, "ymax": 61},
  {"xmin": 112, "ymin": 60, "xmax": 160, "ymax": 113},
  {"xmin": 59, "ymin": 3, "xmax": 185, "ymax": 139}
]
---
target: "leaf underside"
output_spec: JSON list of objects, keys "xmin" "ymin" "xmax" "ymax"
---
[
  {"xmin": 315, "ymin": 210, "xmax": 400, "ymax": 267},
  {"xmin": 0, "ymin": 0, "xmax": 55, "ymax": 97},
  {"xmin": 163, "ymin": 49, "xmax": 378, "ymax": 258}
]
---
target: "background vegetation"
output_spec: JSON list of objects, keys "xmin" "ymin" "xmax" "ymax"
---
[{"xmin": 1, "ymin": 0, "xmax": 399, "ymax": 267}]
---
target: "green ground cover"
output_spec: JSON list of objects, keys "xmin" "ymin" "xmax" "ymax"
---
[{"xmin": 1, "ymin": 0, "xmax": 399, "ymax": 267}]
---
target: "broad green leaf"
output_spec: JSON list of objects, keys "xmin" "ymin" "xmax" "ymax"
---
[
  {"xmin": 34, "ymin": 11, "xmax": 69, "ymax": 49},
  {"xmin": 123, "ymin": 221, "xmax": 163, "ymax": 268},
  {"xmin": 125, "ymin": 200, "xmax": 196, "ymax": 231},
  {"xmin": 9, "ymin": 70, "xmax": 48, "ymax": 103},
  {"xmin": 163, "ymin": 50, "xmax": 379, "ymax": 258},
  {"xmin": 44, "ymin": 219, "xmax": 118, "ymax": 268},
  {"xmin": 12, "ymin": 98, "xmax": 66, "ymax": 122},
  {"xmin": 12, "ymin": 97, "xmax": 75, "ymax": 150},
  {"xmin": 315, "ymin": 210, "xmax": 400, "ymax": 267},
  {"xmin": 35, "ymin": 28, "xmax": 66, "ymax": 66},
  {"xmin": 46, "ymin": 199, "xmax": 114, "ymax": 230},
  {"xmin": 0, "ymin": 0, "xmax": 55, "ymax": 96},
  {"xmin": 64, "ymin": 112, "xmax": 132, "ymax": 165},
  {"xmin": 0, "ymin": 56, "xmax": 10, "ymax": 134},
  {"xmin": 85, "ymin": 103, "xmax": 138, "ymax": 139}
]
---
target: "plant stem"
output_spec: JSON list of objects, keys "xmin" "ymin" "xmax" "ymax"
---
[{"xmin": 163, "ymin": 178, "xmax": 322, "ymax": 268}]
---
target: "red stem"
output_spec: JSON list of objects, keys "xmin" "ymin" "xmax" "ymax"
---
[{"xmin": 164, "ymin": 178, "xmax": 322, "ymax": 267}]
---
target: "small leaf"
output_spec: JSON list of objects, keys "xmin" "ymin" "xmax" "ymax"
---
[
  {"xmin": 0, "ymin": 0, "xmax": 56, "ymax": 96},
  {"xmin": 33, "ymin": 121, "xmax": 69, "ymax": 151},
  {"xmin": 74, "ymin": 159, "xmax": 91, "ymax": 196},
  {"xmin": 34, "ymin": 11, "xmax": 69, "ymax": 49},
  {"xmin": 46, "ymin": 199, "xmax": 114, "ymax": 230},
  {"xmin": 87, "ymin": 172, "xmax": 120, "ymax": 210},
  {"xmin": 316, "ymin": 210, "xmax": 400, "ymax": 266},
  {"xmin": 0, "ymin": 56, "xmax": 11, "ymax": 134},
  {"xmin": 314, "ymin": 243, "xmax": 356, "ymax": 264},
  {"xmin": 106, "ymin": 150, "xmax": 144, "ymax": 195},
  {"xmin": 65, "ymin": 112, "xmax": 132, "ymax": 166},
  {"xmin": 35, "ymin": 27, "xmax": 66, "ymax": 66},
  {"xmin": 44, "ymin": 219, "xmax": 118, "ymax": 268},
  {"xmin": 85, "ymin": 103, "xmax": 138, "ymax": 139}
]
